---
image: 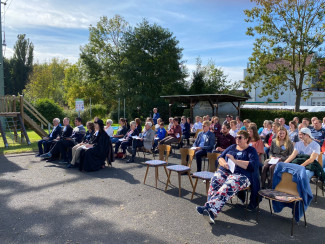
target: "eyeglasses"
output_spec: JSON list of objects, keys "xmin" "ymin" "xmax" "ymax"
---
[{"xmin": 235, "ymin": 136, "xmax": 243, "ymax": 140}]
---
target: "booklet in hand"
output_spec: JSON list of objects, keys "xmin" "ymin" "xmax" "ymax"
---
[
  {"xmin": 268, "ymin": 157, "xmax": 280, "ymax": 165},
  {"xmin": 227, "ymin": 158, "xmax": 235, "ymax": 173}
]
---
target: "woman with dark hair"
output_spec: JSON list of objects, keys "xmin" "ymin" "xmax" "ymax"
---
[
  {"xmin": 111, "ymin": 118, "xmax": 128, "ymax": 143},
  {"xmin": 288, "ymin": 120, "xmax": 299, "ymax": 143},
  {"xmin": 135, "ymin": 118, "xmax": 142, "ymax": 134},
  {"xmin": 196, "ymin": 130, "xmax": 260, "ymax": 224},
  {"xmin": 79, "ymin": 119, "xmax": 112, "ymax": 171},
  {"xmin": 248, "ymin": 124, "xmax": 265, "ymax": 165}
]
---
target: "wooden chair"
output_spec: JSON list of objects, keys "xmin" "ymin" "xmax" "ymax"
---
[
  {"xmin": 190, "ymin": 171, "xmax": 214, "ymax": 200},
  {"xmin": 313, "ymin": 153, "xmax": 324, "ymax": 203},
  {"xmin": 189, "ymin": 129, "xmax": 203, "ymax": 144},
  {"xmin": 258, "ymin": 172, "xmax": 307, "ymax": 237},
  {"xmin": 143, "ymin": 144, "xmax": 171, "ymax": 188},
  {"xmin": 207, "ymin": 152, "xmax": 220, "ymax": 172},
  {"xmin": 137, "ymin": 138, "xmax": 156, "ymax": 161},
  {"xmin": 165, "ymin": 148, "xmax": 194, "ymax": 197},
  {"xmin": 170, "ymin": 135, "xmax": 182, "ymax": 154}
]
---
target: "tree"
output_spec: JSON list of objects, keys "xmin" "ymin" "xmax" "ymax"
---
[
  {"xmin": 189, "ymin": 58, "xmax": 205, "ymax": 94},
  {"xmin": 118, "ymin": 19, "xmax": 187, "ymax": 118},
  {"xmin": 5, "ymin": 34, "xmax": 34, "ymax": 95},
  {"xmin": 80, "ymin": 15, "xmax": 129, "ymax": 108},
  {"xmin": 23, "ymin": 58, "xmax": 69, "ymax": 104},
  {"xmin": 243, "ymin": 0, "xmax": 325, "ymax": 111}
]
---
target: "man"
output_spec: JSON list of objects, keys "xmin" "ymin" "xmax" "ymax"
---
[
  {"xmin": 179, "ymin": 116, "xmax": 190, "ymax": 148},
  {"xmin": 36, "ymin": 118, "xmax": 62, "ymax": 156},
  {"xmin": 302, "ymin": 117, "xmax": 313, "ymax": 129},
  {"xmin": 152, "ymin": 108, "xmax": 160, "ymax": 125},
  {"xmin": 222, "ymin": 115, "xmax": 232, "ymax": 125},
  {"xmin": 213, "ymin": 123, "xmax": 236, "ymax": 153},
  {"xmin": 311, "ymin": 117, "xmax": 319, "ymax": 126},
  {"xmin": 192, "ymin": 121, "xmax": 215, "ymax": 172},
  {"xmin": 191, "ymin": 116, "xmax": 203, "ymax": 133},
  {"xmin": 311, "ymin": 119, "xmax": 325, "ymax": 147},
  {"xmin": 279, "ymin": 117, "xmax": 290, "ymax": 130},
  {"xmin": 240, "ymin": 119, "xmax": 251, "ymax": 131},
  {"xmin": 159, "ymin": 117, "xmax": 182, "ymax": 145},
  {"xmin": 127, "ymin": 122, "xmax": 155, "ymax": 163},
  {"xmin": 41, "ymin": 117, "xmax": 86, "ymax": 163}
]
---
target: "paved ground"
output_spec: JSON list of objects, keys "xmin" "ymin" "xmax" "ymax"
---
[{"xmin": 0, "ymin": 151, "xmax": 324, "ymax": 244}]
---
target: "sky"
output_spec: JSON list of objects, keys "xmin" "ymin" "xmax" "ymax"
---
[{"xmin": 2, "ymin": 0, "xmax": 256, "ymax": 83}]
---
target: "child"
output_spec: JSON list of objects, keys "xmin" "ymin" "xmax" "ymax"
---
[{"xmin": 153, "ymin": 122, "xmax": 166, "ymax": 150}]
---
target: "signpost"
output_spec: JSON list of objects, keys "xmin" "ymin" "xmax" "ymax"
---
[{"xmin": 75, "ymin": 99, "xmax": 84, "ymax": 117}]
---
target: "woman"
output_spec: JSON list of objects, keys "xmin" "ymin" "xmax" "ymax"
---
[
  {"xmin": 114, "ymin": 121, "xmax": 139, "ymax": 159},
  {"xmin": 196, "ymin": 130, "xmax": 260, "ymax": 223},
  {"xmin": 259, "ymin": 120, "xmax": 272, "ymax": 140},
  {"xmin": 229, "ymin": 120, "xmax": 238, "ymax": 138},
  {"xmin": 104, "ymin": 119, "xmax": 114, "ymax": 137},
  {"xmin": 261, "ymin": 126, "xmax": 294, "ymax": 188},
  {"xmin": 111, "ymin": 118, "xmax": 128, "ymax": 143},
  {"xmin": 236, "ymin": 116, "xmax": 243, "ymax": 130},
  {"xmin": 248, "ymin": 124, "xmax": 265, "ymax": 165},
  {"xmin": 284, "ymin": 127, "xmax": 321, "ymax": 181},
  {"xmin": 135, "ymin": 118, "xmax": 142, "ymax": 134},
  {"xmin": 79, "ymin": 119, "xmax": 112, "ymax": 172},
  {"xmin": 264, "ymin": 122, "xmax": 280, "ymax": 158},
  {"xmin": 288, "ymin": 120, "xmax": 299, "ymax": 143},
  {"xmin": 211, "ymin": 116, "xmax": 221, "ymax": 136}
]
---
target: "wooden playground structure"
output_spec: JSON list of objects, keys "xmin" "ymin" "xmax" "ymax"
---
[{"xmin": 0, "ymin": 95, "xmax": 50, "ymax": 147}]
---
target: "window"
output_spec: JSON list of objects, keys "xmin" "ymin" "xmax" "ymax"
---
[
  {"xmin": 312, "ymin": 102, "xmax": 316, "ymax": 106},
  {"xmin": 317, "ymin": 102, "xmax": 321, "ymax": 106},
  {"xmin": 322, "ymin": 102, "xmax": 325, "ymax": 106}
]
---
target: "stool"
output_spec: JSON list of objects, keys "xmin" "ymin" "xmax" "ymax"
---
[
  {"xmin": 190, "ymin": 171, "xmax": 214, "ymax": 200},
  {"xmin": 144, "ymin": 160, "xmax": 169, "ymax": 188},
  {"xmin": 165, "ymin": 165, "xmax": 194, "ymax": 197}
]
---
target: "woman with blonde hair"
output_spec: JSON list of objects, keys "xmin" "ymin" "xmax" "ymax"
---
[{"xmin": 261, "ymin": 126, "xmax": 294, "ymax": 188}]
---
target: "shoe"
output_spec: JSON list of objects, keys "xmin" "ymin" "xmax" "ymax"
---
[
  {"xmin": 40, "ymin": 152, "xmax": 52, "ymax": 158},
  {"xmin": 196, "ymin": 206, "xmax": 215, "ymax": 224},
  {"xmin": 126, "ymin": 158, "xmax": 135, "ymax": 163},
  {"xmin": 35, "ymin": 153, "xmax": 42, "ymax": 157},
  {"xmin": 66, "ymin": 163, "xmax": 75, "ymax": 168}
]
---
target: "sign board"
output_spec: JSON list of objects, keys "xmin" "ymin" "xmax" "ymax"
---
[{"xmin": 75, "ymin": 99, "xmax": 84, "ymax": 112}]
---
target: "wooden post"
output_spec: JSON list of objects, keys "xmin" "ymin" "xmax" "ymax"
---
[
  {"xmin": 215, "ymin": 99, "xmax": 219, "ymax": 116},
  {"xmin": 208, "ymin": 99, "xmax": 214, "ymax": 116},
  {"xmin": 169, "ymin": 103, "xmax": 172, "ymax": 118},
  {"xmin": 18, "ymin": 114, "xmax": 30, "ymax": 145},
  {"xmin": 0, "ymin": 119, "xmax": 8, "ymax": 147},
  {"xmin": 20, "ymin": 95, "xmax": 25, "ymax": 143},
  {"xmin": 12, "ymin": 95, "xmax": 18, "ymax": 142},
  {"xmin": 190, "ymin": 102, "xmax": 195, "ymax": 122}
]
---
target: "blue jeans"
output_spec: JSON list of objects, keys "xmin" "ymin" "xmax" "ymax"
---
[
  {"xmin": 306, "ymin": 170, "xmax": 314, "ymax": 181},
  {"xmin": 111, "ymin": 137, "xmax": 119, "ymax": 144}
]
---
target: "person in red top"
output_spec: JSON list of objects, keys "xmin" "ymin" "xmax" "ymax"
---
[
  {"xmin": 213, "ymin": 123, "xmax": 236, "ymax": 153},
  {"xmin": 264, "ymin": 122, "xmax": 280, "ymax": 158},
  {"xmin": 159, "ymin": 117, "xmax": 182, "ymax": 145}
]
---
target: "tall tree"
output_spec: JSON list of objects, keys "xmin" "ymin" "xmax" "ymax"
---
[
  {"xmin": 243, "ymin": 0, "xmax": 325, "ymax": 111},
  {"xmin": 189, "ymin": 58, "xmax": 205, "ymax": 94},
  {"xmin": 6, "ymin": 34, "xmax": 34, "ymax": 95},
  {"xmin": 80, "ymin": 15, "xmax": 128, "ymax": 107},
  {"xmin": 119, "ymin": 19, "xmax": 187, "ymax": 118}
]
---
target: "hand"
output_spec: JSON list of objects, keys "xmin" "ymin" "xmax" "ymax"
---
[
  {"xmin": 140, "ymin": 138, "xmax": 143, "ymax": 141},
  {"xmin": 195, "ymin": 147, "xmax": 201, "ymax": 151},
  {"xmin": 216, "ymin": 147, "xmax": 223, "ymax": 152},
  {"xmin": 226, "ymin": 154, "xmax": 236, "ymax": 164},
  {"xmin": 219, "ymin": 160, "xmax": 229, "ymax": 169},
  {"xmin": 86, "ymin": 144, "xmax": 93, "ymax": 148}
]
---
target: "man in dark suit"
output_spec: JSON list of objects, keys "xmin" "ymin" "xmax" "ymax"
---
[
  {"xmin": 179, "ymin": 116, "xmax": 191, "ymax": 148},
  {"xmin": 36, "ymin": 118, "xmax": 62, "ymax": 156},
  {"xmin": 192, "ymin": 121, "xmax": 215, "ymax": 172}
]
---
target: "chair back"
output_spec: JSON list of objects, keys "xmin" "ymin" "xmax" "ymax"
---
[
  {"xmin": 180, "ymin": 148, "xmax": 195, "ymax": 168},
  {"xmin": 275, "ymin": 172, "xmax": 299, "ymax": 196},
  {"xmin": 158, "ymin": 144, "xmax": 171, "ymax": 162},
  {"xmin": 317, "ymin": 153, "xmax": 323, "ymax": 167},
  {"xmin": 194, "ymin": 129, "xmax": 203, "ymax": 139},
  {"xmin": 207, "ymin": 152, "xmax": 220, "ymax": 172}
]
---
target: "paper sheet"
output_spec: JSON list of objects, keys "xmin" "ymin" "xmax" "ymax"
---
[
  {"xmin": 132, "ymin": 136, "xmax": 140, "ymax": 139},
  {"xmin": 227, "ymin": 158, "xmax": 236, "ymax": 173},
  {"xmin": 119, "ymin": 138, "xmax": 125, "ymax": 142},
  {"xmin": 190, "ymin": 147, "xmax": 197, "ymax": 150},
  {"xmin": 268, "ymin": 157, "xmax": 280, "ymax": 165}
]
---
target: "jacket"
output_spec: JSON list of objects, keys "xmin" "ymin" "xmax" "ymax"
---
[
  {"xmin": 141, "ymin": 128, "xmax": 155, "ymax": 150},
  {"xmin": 272, "ymin": 162, "xmax": 313, "ymax": 222},
  {"xmin": 291, "ymin": 154, "xmax": 325, "ymax": 182},
  {"xmin": 181, "ymin": 122, "xmax": 191, "ymax": 138},
  {"xmin": 48, "ymin": 126, "xmax": 62, "ymax": 140},
  {"xmin": 60, "ymin": 125, "xmax": 73, "ymax": 139},
  {"xmin": 193, "ymin": 131, "xmax": 215, "ymax": 152}
]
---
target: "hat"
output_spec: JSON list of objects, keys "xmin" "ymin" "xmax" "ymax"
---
[
  {"xmin": 226, "ymin": 114, "xmax": 232, "ymax": 118},
  {"xmin": 95, "ymin": 119, "xmax": 104, "ymax": 126},
  {"xmin": 299, "ymin": 127, "xmax": 314, "ymax": 139}
]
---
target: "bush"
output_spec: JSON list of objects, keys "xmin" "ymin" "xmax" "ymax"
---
[
  {"xmin": 241, "ymin": 109, "xmax": 325, "ymax": 127},
  {"xmin": 64, "ymin": 104, "xmax": 109, "ymax": 124},
  {"xmin": 34, "ymin": 98, "xmax": 65, "ymax": 123}
]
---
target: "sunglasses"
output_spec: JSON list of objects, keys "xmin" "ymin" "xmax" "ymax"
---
[{"xmin": 235, "ymin": 136, "xmax": 244, "ymax": 140}]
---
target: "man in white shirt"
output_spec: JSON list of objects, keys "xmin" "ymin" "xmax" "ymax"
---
[
  {"xmin": 105, "ymin": 119, "xmax": 114, "ymax": 137},
  {"xmin": 36, "ymin": 118, "xmax": 61, "ymax": 156},
  {"xmin": 191, "ymin": 116, "xmax": 203, "ymax": 133}
]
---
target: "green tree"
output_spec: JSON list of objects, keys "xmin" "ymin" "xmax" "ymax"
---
[
  {"xmin": 244, "ymin": 0, "xmax": 325, "ymax": 111},
  {"xmin": 4, "ymin": 34, "xmax": 34, "ymax": 95},
  {"xmin": 80, "ymin": 15, "xmax": 129, "ymax": 108},
  {"xmin": 189, "ymin": 58, "xmax": 205, "ymax": 94},
  {"xmin": 23, "ymin": 58, "xmax": 69, "ymax": 104},
  {"xmin": 119, "ymin": 19, "xmax": 187, "ymax": 118}
]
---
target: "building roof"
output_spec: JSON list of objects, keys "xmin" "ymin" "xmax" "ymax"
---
[{"xmin": 161, "ymin": 93, "xmax": 249, "ymax": 104}]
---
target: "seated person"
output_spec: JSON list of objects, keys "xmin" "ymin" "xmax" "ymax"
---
[
  {"xmin": 288, "ymin": 120, "xmax": 299, "ymax": 143},
  {"xmin": 155, "ymin": 118, "xmax": 162, "ymax": 131},
  {"xmin": 79, "ymin": 119, "xmax": 112, "ymax": 172},
  {"xmin": 261, "ymin": 126, "xmax": 294, "ymax": 188},
  {"xmin": 191, "ymin": 116, "xmax": 203, "ymax": 133},
  {"xmin": 247, "ymin": 124, "xmax": 265, "ymax": 165},
  {"xmin": 179, "ymin": 116, "xmax": 190, "ymax": 147},
  {"xmin": 213, "ymin": 124, "xmax": 236, "ymax": 153},
  {"xmin": 159, "ymin": 117, "xmax": 182, "ymax": 145},
  {"xmin": 264, "ymin": 122, "xmax": 280, "ymax": 158},
  {"xmin": 41, "ymin": 117, "xmax": 86, "ymax": 163},
  {"xmin": 153, "ymin": 122, "xmax": 166, "ymax": 150},
  {"xmin": 36, "ymin": 118, "xmax": 62, "ymax": 156},
  {"xmin": 127, "ymin": 122, "xmax": 155, "ymax": 163},
  {"xmin": 167, "ymin": 117, "xmax": 174, "ymax": 130},
  {"xmin": 240, "ymin": 119, "xmax": 251, "ymax": 131},
  {"xmin": 111, "ymin": 118, "xmax": 128, "ymax": 143},
  {"xmin": 135, "ymin": 118, "xmax": 142, "ymax": 133},
  {"xmin": 284, "ymin": 127, "xmax": 323, "ymax": 181},
  {"xmin": 114, "ymin": 121, "xmax": 139, "ymax": 159},
  {"xmin": 104, "ymin": 119, "xmax": 114, "ymax": 137},
  {"xmin": 311, "ymin": 119, "xmax": 325, "ymax": 147},
  {"xmin": 67, "ymin": 121, "xmax": 95, "ymax": 168},
  {"xmin": 196, "ymin": 130, "xmax": 260, "ymax": 224},
  {"xmin": 192, "ymin": 121, "xmax": 215, "ymax": 172}
]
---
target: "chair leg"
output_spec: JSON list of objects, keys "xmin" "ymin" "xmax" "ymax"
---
[
  {"xmin": 244, "ymin": 189, "xmax": 249, "ymax": 219},
  {"xmin": 191, "ymin": 178, "xmax": 199, "ymax": 200},
  {"xmin": 178, "ymin": 172, "xmax": 182, "ymax": 197},
  {"xmin": 143, "ymin": 165, "xmax": 150, "ymax": 184},
  {"xmin": 155, "ymin": 166, "xmax": 158, "ymax": 188},
  {"xmin": 256, "ymin": 196, "xmax": 260, "ymax": 223},
  {"xmin": 291, "ymin": 201, "xmax": 296, "ymax": 237},
  {"xmin": 163, "ymin": 165, "xmax": 171, "ymax": 184},
  {"xmin": 165, "ymin": 170, "xmax": 172, "ymax": 192},
  {"xmin": 302, "ymin": 200, "xmax": 307, "ymax": 227},
  {"xmin": 268, "ymin": 199, "xmax": 273, "ymax": 215},
  {"xmin": 206, "ymin": 180, "xmax": 210, "ymax": 195},
  {"xmin": 187, "ymin": 171, "xmax": 194, "ymax": 189}
]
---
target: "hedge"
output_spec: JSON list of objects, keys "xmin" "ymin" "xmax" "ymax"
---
[{"xmin": 241, "ymin": 109, "xmax": 325, "ymax": 127}]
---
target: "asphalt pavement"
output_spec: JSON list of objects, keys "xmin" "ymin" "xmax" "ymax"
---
[{"xmin": 0, "ymin": 151, "xmax": 324, "ymax": 243}]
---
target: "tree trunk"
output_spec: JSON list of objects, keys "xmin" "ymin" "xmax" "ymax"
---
[{"xmin": 294, "ymin": 88, "xmax": 302, "ymax": 112}]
